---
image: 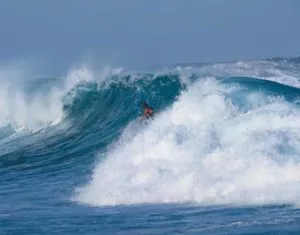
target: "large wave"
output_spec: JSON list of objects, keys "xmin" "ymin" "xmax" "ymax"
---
[
  {"xmin": 74, "ymin": 57, "xmax": 300, "ymax": 207},
  {"xmin": 1, "ymin": 57, "xmax": 300, "ymax": 207}
]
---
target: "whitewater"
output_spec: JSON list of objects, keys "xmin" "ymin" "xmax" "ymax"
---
[{"xmin": 1, "ymin": 57, "xmax": 300, "ymax": 234}]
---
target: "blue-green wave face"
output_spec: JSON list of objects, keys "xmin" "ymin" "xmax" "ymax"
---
[{"xmin": 1, "ymin": 57, "xmax": 300, "ymax": 208}]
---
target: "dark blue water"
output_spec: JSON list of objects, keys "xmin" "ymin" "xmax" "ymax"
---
[{"xmin": 1, "ymin": 57, "xmax": 300, "ymax": 234}]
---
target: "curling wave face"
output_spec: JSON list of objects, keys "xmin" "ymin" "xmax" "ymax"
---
[{"xmin": 76, "ymin": 75, "xmax": 300, "ymax": 206}]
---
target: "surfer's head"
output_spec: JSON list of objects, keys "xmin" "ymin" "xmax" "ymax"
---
[{"xmin": 142, "ymin": 101, "xmax": 150, "ymax": 109}]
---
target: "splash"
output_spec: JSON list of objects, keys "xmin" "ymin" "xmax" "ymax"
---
[
  {"xmin": 76, "ymin": 77, "xmax": 300, "ymax": 206},
  {"xmin": 0, "ymin": 64, "xmax": 117, "ymax": 131}
]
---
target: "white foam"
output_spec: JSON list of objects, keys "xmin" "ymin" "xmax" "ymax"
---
[{"xmin": 76, "ymin": 77, "xmax": 300, "ymax": 207}]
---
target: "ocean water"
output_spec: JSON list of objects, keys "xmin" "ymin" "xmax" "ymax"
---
[{"xmin": 1, "ymin": 57, "xmax": 300, "ymax": 234}]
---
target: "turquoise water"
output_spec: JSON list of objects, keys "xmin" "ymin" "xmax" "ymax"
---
[{"xmin": 1, "ymin": 57, "xmax": 300, "ymax": 234}]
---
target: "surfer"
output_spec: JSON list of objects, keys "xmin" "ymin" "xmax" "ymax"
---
[{"xmin": 142, "ymin": 101, "xmax": 154, "ymax": 119}]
